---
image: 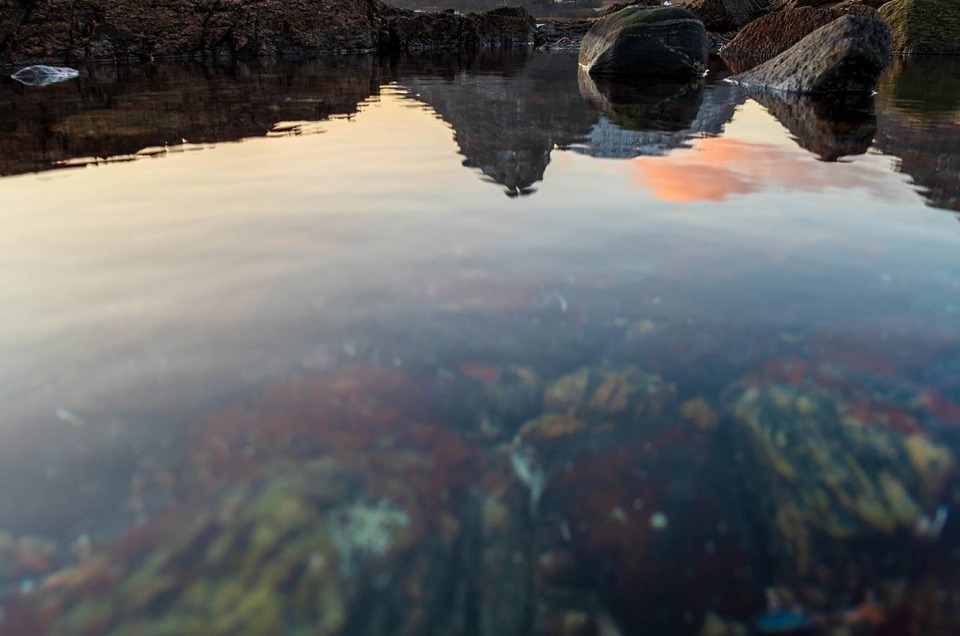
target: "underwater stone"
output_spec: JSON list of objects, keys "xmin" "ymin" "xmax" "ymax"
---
[
  {"xmin": 728, "ymin": 382, "xmax": 957, "ymax": 605},
  {"xmin": 10, "ymin": 66, "xmax": 78, "ymax": 87}
]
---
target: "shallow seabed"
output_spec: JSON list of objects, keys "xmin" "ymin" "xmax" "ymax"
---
[{"xmin": 1, "ymin": 52, "xmax": 960, "ymax": 635}]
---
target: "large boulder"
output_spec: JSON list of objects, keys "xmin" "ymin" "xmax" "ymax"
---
[
  {"xmin": 721, "ymin": 4, "xmax": 878, "ymax": 64},
  {"xmin": 578, "ymin": 6, "xmax": 709, "ymax": 78},
  {"xmin": 729, "ymin": 15, "xmax": 892, "ymax": 94},
  {"xmin": 879, "ymin": 0, "xmax": 960, "ymax": 55}
]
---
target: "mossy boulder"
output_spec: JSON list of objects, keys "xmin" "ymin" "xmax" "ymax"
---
[
  {"xmin": 578, "ymin": 6, "xmax": 709, "ymax": 77},
  {"xmin": 879, "ymin": 0, "xmax": 960, "ymax": 55}
]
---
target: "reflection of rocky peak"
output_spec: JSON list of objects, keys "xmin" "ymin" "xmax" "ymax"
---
[
  {"xmin": 872, "ymin": 57, "xmax": 960, "ymax": 213},
  {"xmin": 0, "ymin": 59, "xmax": 386, "ymax": 176},
  {"xmin": 574, "ymin": 74, "xmax": 743, "ymax": 158},
  {"xmin": 748, "ymin": 90, "xmax": 877, "ymax": 161},
  {"xmin": 396, "ymin": 51, "xmax": 598, "ymax": 196}
]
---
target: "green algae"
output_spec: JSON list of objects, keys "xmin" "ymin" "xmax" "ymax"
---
[{"xmin": 879, "ymin": 0, "xmax": 960, "ymax": 55}]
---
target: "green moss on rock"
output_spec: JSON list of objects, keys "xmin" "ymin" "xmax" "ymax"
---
[
  {"xmin": 879, "ymin": 0, "xmax": 960, "ymax": 55},
  {"xmin": 579, "ymin": 6, "xmax": 709, "ymax": 77}
]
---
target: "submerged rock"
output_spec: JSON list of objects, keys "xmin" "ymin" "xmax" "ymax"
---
[
  {"xmin": 727, "ymin": 382, "xmax": 957, "ymax": 604},
  {"xmin": 508, "ymin": 365, "xmax": 759, "ymax": 636},
  {"xmin": 578, "ymin": 6, "xmax": 709, "ymax": 78},
  {"xmin": 878, "ymin": 0, "xmax": 960, "ymax": 55},
  {"xmin": 0, "ymin": 451, "xmax": 538, "ymax": 636},
  {"xmin": 9, "ymin": 66, "xmax": 78, "ymax": 87},
  {"xmin": 728, "ymin": 15, "xmax": 892, "ymax": 94}
]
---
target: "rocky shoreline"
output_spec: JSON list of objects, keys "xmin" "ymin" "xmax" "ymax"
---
[
  {"xmin": 2, "ymin": 0, "xmax": 956, "ymax": 69},
  {"xmin": 0, "ymin": 0, "xmax": 540, "ymax": 67}
]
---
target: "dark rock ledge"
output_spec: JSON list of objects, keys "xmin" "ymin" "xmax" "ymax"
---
[{"xmin": 0, "ymin": 0, "xmax": 537, "ymax": 67}]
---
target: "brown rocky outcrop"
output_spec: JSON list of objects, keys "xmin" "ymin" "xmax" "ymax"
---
[
  {"xmin": 686, "ymin": 0, "xmax": 736, "ymax": 32},
  {"xmin": 380, "ymin": 5, "xmax": 536, "ymax": 52},
  {"xmin": 729, "ymin": 15, "xmax": 892, "ymax": 94},
  {"xmin": 602, "ymin": 0, "xmax": 661, "ymax": 15},
  {"xmin": 721, "ymin": 3, "xmax": 878, "ymax": 65},
  {"xmin": 771, "ymin": 0, "xmax": 885, "ymax": 9},
  {"xmin": 0, "ymin": 0, "xmax": 536, "ymax": 66},
  {"xmin": 685, "ymin": 0, "xmax": 774, "ymax": 31}
]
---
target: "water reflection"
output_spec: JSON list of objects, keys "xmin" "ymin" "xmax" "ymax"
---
[
  {"xmin": 747, "ymin": 91, "xmax": 877, "ymax": 161},
  {"xmin": 3, "ymin": 50, "xmax": 960, "ymax": 636},
  {"xmin": 2, "ymin": 52, "xmax": 960, "ymax": 211},
  {"xmin": 395, "ymin": 52, "xmax": 597, "ymax": 196},
  {"xmin": 578, "ymin": 73, "xmax": 705, "ymax": 133},
  {"xmin": 0, "ymin": 59, "xmax": 385, "ymax": 175},
  {"xmin": 575, "ymin": 75, "xmax": 743, "ymax": 158},
  {"xmin": 874, "ymin": 57, "xmax": 960, "ymax": 213}
]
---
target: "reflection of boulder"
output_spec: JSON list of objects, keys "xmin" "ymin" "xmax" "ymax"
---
[
  {"xmin": 0, "ymin": 59, "xmax": 386, "ymax": 177},
  {"xmin": 747, "ymin": 90, "xmax": 877, "ymax": 160},
  {"xmin": 873, "ymin": 58, "xmax": 960, "ymax": 213},
  {"xmin": 574, "ymin": 75, "xmax": 743, "ymax": 158},
  {"xmin": 578, "ymin": 71, "xmax": 705, "ymax": 132},
  {"xmin": 397, "ymin": 52, "xmax": 597, "ymax": 196}
]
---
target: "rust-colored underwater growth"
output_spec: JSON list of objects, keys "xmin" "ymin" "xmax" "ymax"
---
[
  {"xmin": 535, "ymin": 426, "xmax": 760, "ymax": 635},
  {"xmin": 508, "ymin": 364, "xmax": 759, "ymax": 635},
  {"xmin": 186, "ymin": 366, "xmax": 476, "ymax": 492}
]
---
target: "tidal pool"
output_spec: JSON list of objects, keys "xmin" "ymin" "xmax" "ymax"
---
[{"xmin": 1, "ymin": 51, "xmax": 960, "ymax": 635}]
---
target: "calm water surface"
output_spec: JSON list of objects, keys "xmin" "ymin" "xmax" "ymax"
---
[{"xmin": 1, "ymin": 52, "xmax": 960, "ymax": 634}]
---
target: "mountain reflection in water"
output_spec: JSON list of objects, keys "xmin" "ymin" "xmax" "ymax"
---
[
  {"xmin": 3, "ymin": 50, "xmax": 960, "ymax": 636},
  {"xmin": 1, "ymin": 52, "xmax": 958, "ymax": 209}
]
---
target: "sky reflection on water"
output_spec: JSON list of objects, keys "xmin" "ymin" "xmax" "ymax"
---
[{"xmin": 1, "ymin": 51, "xmax": 960, "ymax": 635}]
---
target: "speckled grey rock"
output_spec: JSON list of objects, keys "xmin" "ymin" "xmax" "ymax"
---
[
  {"xmin": 728, "ymin": 15, "xmax": 892, "ymax": 94},
  {"xmin": 578, "ymin": 6, "xmax": 709, "ymax": 78}
]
